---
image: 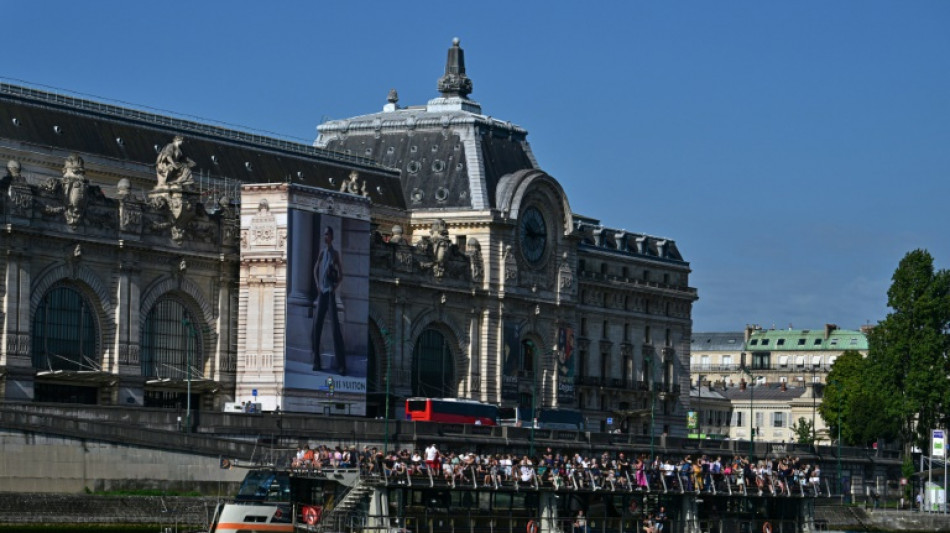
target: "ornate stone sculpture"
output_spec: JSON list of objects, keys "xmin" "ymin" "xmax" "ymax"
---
[
  {"xmin": 503, "ymin": 244, "xmax": 518, "ymax": 282},
  {"xmin": 430, "ymin": 220, "xmax": 452, "ymax": 278},
  {"xmin": 249, "ymin": 199, "xmax": 278, "ymax": 247},
  {"xmin": 5, "ymin": 159, "xmax": 25, "ymax": 183},
  {"xmin": 389, "ymin": 225, "xmax": 405, "ymax": 244},
  {"xmin": 62, "ymin": 153, "xmax": 88, "ymax": 226},
  {"xmin": 466, "ymin": 238, "xmax": 483, "ymax": 282},
  {"xmin": 437, "ymin": 38, "xmax": 473, "ymax": 98},
  {"xmin": 155, "ymin": 135, "xmax": 196, "ymax": 187},
  {"xmin": 558, "ymin": 252, "xmax": 574, "ymax": 290},
  {"xmin": 3, "ymin": 159, "xmax": 32, "ymax": 217},
  {"xmin": 340, "ymin": 170, "xmax": 367, "ymax": 197}
]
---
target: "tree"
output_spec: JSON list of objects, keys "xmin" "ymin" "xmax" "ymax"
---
[
  {"xmin": 848, "ymin": 388, "xmax": 900, "ymax": 445},
  {"xmin": 866, "ymin": 249, "xmax": 950, "ymax": 453},
  {"xmin": 820, "ymin": 350, "xmax": 866, "ymax": 445},
  {"xmin": 791, "ymin": 417, "xmax": 814, "ymax": 445}
]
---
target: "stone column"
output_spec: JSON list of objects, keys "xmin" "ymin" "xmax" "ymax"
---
[
  {"xmin": 468, "ymin": 306, "xmax": 482, "ymax": 400},
  {"xmin": 111, "ymin": 260, "xmax": 143, "ymax": 406},
  {"xmin": 211, "ymin": 270, "xmax": 236, "ymax": 403},
  {"xmin": 1, "ymin": 249, "xmax": 33, "ymax": 399},
  {"xmin": 394, "ymin": 295, "xmax": 408, "ymax": 395}
]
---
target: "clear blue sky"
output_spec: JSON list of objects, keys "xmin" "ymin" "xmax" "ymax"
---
[{"xmin": 6, "ymin": 1, "xmax": 949, "ymax": 332}]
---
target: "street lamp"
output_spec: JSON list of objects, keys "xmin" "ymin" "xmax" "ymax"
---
[
  {"xmin": 647, "ymin": 353, "xmax": 655, "ymax": 461},
  {"xmin": 181, "ymin": 317, "xmax": 197, "ymax": 434},
  {"xmin": 697, "ymin": 374, "xmax": 705, "ymax": 440},
  {"xmin": 811, "ymin": 366, "xmax": 817, "ymax": 446},
  {"xmin": 529, "ymin": 340, "xmax": 538, "ymax": 457},
  {"xmin": 381, "ymin": 327, "xmax": 393, "ymax": 453},
  {"xmin": 829, "ymin": 379, "xmax": 843, "ymax": 500},
  {"xmin": 741, "ymin": 367, "xmax": 763, "ymax": 459}
]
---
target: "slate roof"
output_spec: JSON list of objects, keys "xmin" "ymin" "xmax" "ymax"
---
[
  {"xmin": 689, "ymin": 386, "xmax": 729, "ymax": 401},
  {"xmin": 721, "ymin": 383, "xmax": 807, "ymax": 402},
  {"xmin": 691, "ymin": 332, "xmax": 745, "ymax": 352},
  {"xmin": 314, "ymin": 40, "xmax": 538, "ymax": 212},
  {"xmin": 0, "ymin": 83, "xmax": 405, "ymax": 209}
]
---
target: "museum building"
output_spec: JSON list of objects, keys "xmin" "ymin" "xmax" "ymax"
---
[{"xmin": 0, "ymin": 40, "xmax": 697, "ymax": 435}]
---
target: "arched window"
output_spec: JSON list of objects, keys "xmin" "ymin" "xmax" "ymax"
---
[
  {"xmin": 32, "ymin": 286, "xmax": 99, "ymax": 371},
  {"xmin": 411, "ymin": 328, "xmax": 454, "ymax": 397},
  {"xmin": 141, "ymin": 298, "xmax": 202, "ymax": 379}
]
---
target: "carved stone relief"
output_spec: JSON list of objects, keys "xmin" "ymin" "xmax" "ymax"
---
[
  {"xmin": 155, "ymin": 135, "xmax": 196, "ymax": 188},
  {"xmin": 466, "ymin": 238, "xmax": 483, "ymax": 282},
  {"xmin": 369, "ymin": 222, "xmax": 477, "ymax": 284},
  {"xmin": 558, "ymin": 254, "xmax": 574, "ymax": 290},
  {"xmin": 503, "ymin": 245, "xmax": 518, "ymax": 283},
  {"xmin": 61, "ymin": 153, "xmax": 89, "ymax": 227},
  {"xmin": 340, "ymin": 170, "xmax": 369, "ymax": 197},
  {"xmin": 4, "ymin": 159, "xmax": 32, "ymax": 218},
  {"xmin": 249, "ymin": 199, "xmax": 278, "ymax": 247}
]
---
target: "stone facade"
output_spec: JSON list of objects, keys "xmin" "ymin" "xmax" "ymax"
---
[
  {"xmin": 0, "ymin": 40, "xmax": 698, "ymax": 437},
  {"xmin": 0, "ymin": 82, "xmax": 399, "ymax": 412},
  {"xmin": 0, "ymin": 142, "xmax": 240, "ymax": 410},
  {"xmin": 318, "ymin": 40, "xmax": 697, "ymax": 435}
]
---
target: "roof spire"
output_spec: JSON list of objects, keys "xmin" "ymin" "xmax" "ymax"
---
[{"xmin": 437, "ymin": 37, "xmax": 473, "ymax": 99}]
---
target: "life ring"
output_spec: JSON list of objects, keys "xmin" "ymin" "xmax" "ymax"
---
[
  {"xmin": 762, "ymin": 521, "xmax": 772, "ymax": 533},
  {"xmin": 526, "ymin": 520, "xmax": 539, "ymax": 533},
  {"xmin": 302, "ymin": 505, "xmax": 322, "ymax": 525}
]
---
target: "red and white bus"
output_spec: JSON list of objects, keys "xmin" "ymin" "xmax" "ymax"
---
[{"xmin": 405, "ymin": 397, "xmax": 498, "ymax": 425}]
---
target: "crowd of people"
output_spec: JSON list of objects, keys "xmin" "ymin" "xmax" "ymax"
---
[{"xmin": 290, "ymin": 443, "xmax": 825, "ymax": 496}]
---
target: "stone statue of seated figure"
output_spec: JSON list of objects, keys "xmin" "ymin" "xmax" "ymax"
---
[{"xmin": 155, "ymin": 135, "xmax": 195, "ymax": 187}]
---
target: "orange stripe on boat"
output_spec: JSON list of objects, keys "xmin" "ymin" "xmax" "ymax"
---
[{"xmin": 214, "ymin": 523, "xmax": 295, "ymax": 532}]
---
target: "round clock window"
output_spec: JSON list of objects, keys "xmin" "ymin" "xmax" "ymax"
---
[{"xmin": 519, "ymin": 206, "xmax": 547, "ymax": 265}]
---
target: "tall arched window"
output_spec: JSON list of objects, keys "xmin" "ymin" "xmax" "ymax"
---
[
  {"xmin": 32, "ymin": 286, "xmax": 99, "ymax": 371},
  {"xmin": 141, "ymin": 298, "xmax": 203, "ymax": 379},
  {"xmin": 411, "ymin": 328, "xmax": 454, "ymax": 397}
]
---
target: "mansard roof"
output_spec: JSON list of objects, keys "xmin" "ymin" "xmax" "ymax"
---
[
  {"xmin": 691, "ymin": 332, "xmax": 746, "ymax": 352},
  {"xmin": 0, "ymin": 83, "xmax": 405, "ymax": 209},
  {"xmin": 722, "ymin": 383, "xmax": 807, "ymax": 402},
  {"xmin": 315, "ymin": 39, "xmax": 538, "ymax": 212},
  {"xmin": 574, "ymin": 217, "xmax": 687, "ymax": 264},
  {"xmin": 746, "ymin": 327, "xmax": 868, "ymax": 351}
]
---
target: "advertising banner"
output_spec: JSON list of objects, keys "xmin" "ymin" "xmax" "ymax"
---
[
  {"xmin": 556, "ymin": 326, "xmax": 575, "ymax": 404},
  {"xmin": 687, "ymin": 411, "xmax": 698, "ymax": 430},
  {"xmin": 502, "ymin": 321, "xmax": 522, "ymax": 401},
  {"xmin": 283, "ymin": 207, "xmax": 369, "ymax": 415}
]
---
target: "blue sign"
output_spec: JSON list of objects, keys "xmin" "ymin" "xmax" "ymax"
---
[
  {"xmin": 252, "ymin": 389, "xmax": 258, "ymax": 397},
  {"xmin": 607, "ymin": 417, "xmax": 614, "ymax": 425}
]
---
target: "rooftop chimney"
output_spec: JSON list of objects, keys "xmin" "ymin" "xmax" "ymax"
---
[{"xmin": 824, "ymin": 323, "xmax": 838, "ymax": 340}]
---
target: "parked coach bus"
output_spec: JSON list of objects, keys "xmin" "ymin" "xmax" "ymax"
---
[
  {"xmin": 405, "ymin": 397, "xmax": 498, "ymax": 426},
  {"xmin": 497, "ymin": 406, "xmax": 532, "ymax": 427},
  {"xmin": 498, "ymin": 407, "xmax": 586, "ymax": 430},
  {"xmin": 536, "ymin": 408, "xmax": 586, "ymax": 430}
]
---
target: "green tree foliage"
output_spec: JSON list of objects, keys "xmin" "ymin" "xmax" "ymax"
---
[
  {"xmin": 820, "ymin": 350, "xmax": 866, "ymax": 445},
  {"xmin": 848, "ymin": 388, "xmax": 900, "ymax": 445},
  {"xmin": 865, "ymin": 249, "xmax": 950, "ymax": 453},
  {"xmin": 791, "ymin": 417, "xmax": 814, "ymax": 445}
]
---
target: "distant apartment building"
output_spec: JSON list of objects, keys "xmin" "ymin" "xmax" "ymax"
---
[{"xmin": 690, "ymin": 324, "xmax": 869, "ymax": 443}]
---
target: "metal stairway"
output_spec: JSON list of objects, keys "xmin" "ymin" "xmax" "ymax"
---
[{"xmin": 314, "ymin": 479, "xmax": 375, "ymax": 533}]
